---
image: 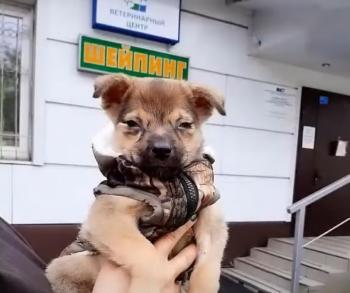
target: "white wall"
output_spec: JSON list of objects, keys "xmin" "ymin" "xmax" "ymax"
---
[{"xmin": 2, "ymin": 0, "xmax": 350, "ymax": 224}]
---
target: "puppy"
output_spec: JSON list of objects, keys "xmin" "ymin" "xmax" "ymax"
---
[{"xmin": 46, "ymin": 74, "xmax": 228, "ymax": 293}]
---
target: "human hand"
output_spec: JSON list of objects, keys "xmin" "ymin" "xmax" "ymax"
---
[
  {"xmin": 93, "ymin": 219, "xmax": 197, "ymax": 293},
  {"xmin": 153, "ymin": 219, "xmax": 197, "ymax": 293}
]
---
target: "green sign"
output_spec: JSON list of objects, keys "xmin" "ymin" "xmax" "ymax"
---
[{"xmin": 78, "ymin": 35, "xmax": 189, "ymax": 80}]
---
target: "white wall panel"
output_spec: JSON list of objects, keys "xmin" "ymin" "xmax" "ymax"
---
[
  {"xmin": 216, "ymin": 175, "xmax": 290, "ymax": 222},
  {"xmin": 32, "ymin": 0, "xmax": 51, "ymax": 165},
  {"xmin": 45, "ymin": 103, "xmax": 108, "ymax": 166},
  {"xmin": 225, "ymin": 76, "xmax": 299, "ymax": 133},
  {"xmin": 0, "ymin": 165, "xmax": 12, "ymax": 222},
  {"xmin": 44, "ymin": 40, "xmax": 99, "ymax": 108},
  {"xmin": 189, "ymin": 69, "xmax": 226, "ymax": 125},
  {"xmin": 172, "ymin": 13, "xmax": 249, "ymax": 76},
  {"xmin": 203, "ymin": 122, "xmax": 295, "ymax": 179},
  {"xmin": 44, "ymin": 0, "xmax": 94, "ymax": 43},
  {"xmin": 221, "ymin": 126, "xmax": 294, "ymax": 177},
  {"xmin": 12, "ymin": 164, "xmax": 102, "ymax": 223},
  {"xmin": 203, "ymin": 124, "xmax": 223, "ymax": 174}
]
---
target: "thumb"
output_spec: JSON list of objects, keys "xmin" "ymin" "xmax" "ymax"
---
[{"xmin": 155, "ymin": 218, "xmax": 197, "ymax": 255}]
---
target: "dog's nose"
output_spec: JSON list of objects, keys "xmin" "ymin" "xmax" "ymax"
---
[{"xmin": 152, "ymin": 142, "xmax": 172, "ymax": 161}]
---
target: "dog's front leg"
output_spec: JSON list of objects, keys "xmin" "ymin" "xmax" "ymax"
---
[
  {"xmin": 81, "ymin": 195, "xmax": 164, "ymax": 293},
  {"xmin": 188, "ymin": 204, "xmax": 228, "ymax": 293}
]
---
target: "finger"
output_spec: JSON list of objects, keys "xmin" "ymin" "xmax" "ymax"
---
[
  {"xmin": 169, "ymin": 244, "xmax": 197, "ymax": 279},
  {"xmin": 154, "ymin": 217, "xmax": 197, "ymax": 254}
]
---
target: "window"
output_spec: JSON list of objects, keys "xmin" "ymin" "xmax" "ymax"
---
[{"xmin": 0, "ymin": 3, "xmax": 32, "ymax": 161}]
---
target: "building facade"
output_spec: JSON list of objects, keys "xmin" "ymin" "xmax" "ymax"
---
[{"xmin": 1, "ymin": 0, "xmax": 350, "ymax": 253}]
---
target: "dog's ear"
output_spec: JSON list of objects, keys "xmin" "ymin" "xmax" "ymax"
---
[
  {"xmin": 93, "ymin": 74, "xmax": 132, "ymax": 110},
  {"xmin": 189, "ymin": 84, "xmax": 226, "ymax": 122}
]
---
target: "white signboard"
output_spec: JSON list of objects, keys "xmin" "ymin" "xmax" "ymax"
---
[{"xmin": 93, "ymin": 0, "xmax": 181, "ymax": 44}]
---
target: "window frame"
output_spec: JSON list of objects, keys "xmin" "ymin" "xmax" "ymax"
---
[{"xmin": 0, "ymin": 3, "xmax": 33, "ymax": 161}]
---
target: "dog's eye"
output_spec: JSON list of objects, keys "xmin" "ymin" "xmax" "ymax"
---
[
  {"xmin": 124, "ymin": 120, "xmax": 139, "ymax": 128},
  {"xmin": 179, "ymin": 122, "xmax": 193, "ymax": 129}
]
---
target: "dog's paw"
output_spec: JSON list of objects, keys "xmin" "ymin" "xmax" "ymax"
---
[
  {"xmin": 188, "ymin": 265, "xmax": 220, "ymax": 293},
  {"xmin": 46, "ymin": 253, "xmax": 98, "ymax": 293}
]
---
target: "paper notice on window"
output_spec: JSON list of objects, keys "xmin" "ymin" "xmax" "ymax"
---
[{"xmin": 302, "ymin": 126, "xmax": 316, "ymax": 149}]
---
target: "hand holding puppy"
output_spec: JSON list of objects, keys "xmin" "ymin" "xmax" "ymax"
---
[{"xmin": 93, "ymin": 219, "xmax": 197, "ymax": 293}]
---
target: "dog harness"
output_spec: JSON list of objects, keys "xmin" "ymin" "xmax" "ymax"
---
[{"xmin": 92, "ymin": 149, "xmax": 220, "ymax": 240}]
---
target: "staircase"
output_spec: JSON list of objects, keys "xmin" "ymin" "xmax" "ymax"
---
[{"xmin": 222, "ymin": 236, "xmax": 350, "ymax": 293}]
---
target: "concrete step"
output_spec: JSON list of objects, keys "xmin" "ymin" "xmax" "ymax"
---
[
  {"xmin": 280, "ymin": 237, "xmax": 350, "ymax": 255},
  {"xmin": 268, "ymin": 238, "xmax": 350, "ymax": 271},
  {"xmin": 324, "ymin": 236, "xmax": 350, "ymax": 242},
  {"xmin": 234, "ymin": 256, "xmax": 324, "ymax": 292},
  {"xmin": 305, "ymin": 236, "xmax": 350, "ymax": 250},
  {"xmin": 302, "ymin": 238, "xmax": 350, "ymax": 254},
  {"xmin": 222, "ymin": 268, "xmax": 290, "ymax": 293},
  {"xmin": 251, "ymin": 247, "xmax": 344, "ymax": 282}
]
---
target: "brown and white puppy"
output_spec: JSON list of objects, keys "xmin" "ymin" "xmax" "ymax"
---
[{"xmin": 46, "ymin": 74, "xmax": 228, "ymax": 293}]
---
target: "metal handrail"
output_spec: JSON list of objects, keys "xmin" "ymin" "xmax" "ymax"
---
[
  {"xmin": 288, "ymin": 174, "xmax": 350, "ymax": 214},
  {"xmin": 287, "ymin": 174, "xmax": 350, "ymax": 293}
]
